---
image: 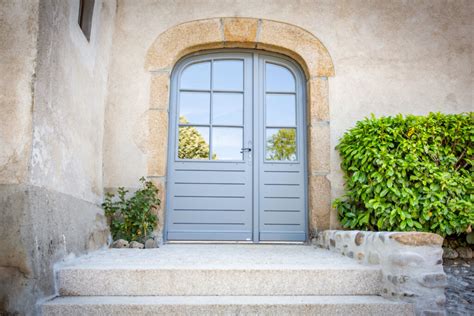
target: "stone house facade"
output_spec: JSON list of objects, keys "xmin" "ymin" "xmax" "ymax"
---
[{"xmin": 0, "ymin": 0, "xmax": 472, "ymax": 315}]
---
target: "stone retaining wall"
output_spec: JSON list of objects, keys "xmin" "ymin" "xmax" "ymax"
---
[{"xmin": 316, "ymin": 230, "xmax": 446, "ymax": 316}]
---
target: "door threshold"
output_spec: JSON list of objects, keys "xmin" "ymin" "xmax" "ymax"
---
[{"xmin": 165, "ymin": 241, "xmax": 307, "ymax": 245}]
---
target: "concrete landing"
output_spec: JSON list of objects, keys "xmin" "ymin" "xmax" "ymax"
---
[
  {"xmin": 57, "ymin": 244, "xmax": 383, "ymax": 296},
  {"xmin": 59, "ymin": 244, "xmax": 374, "ymax": 269}
]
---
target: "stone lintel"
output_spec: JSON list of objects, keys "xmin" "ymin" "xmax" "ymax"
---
[{"xmin": 145, "ymin": 18, "xmax": 335, "ymax": 78}]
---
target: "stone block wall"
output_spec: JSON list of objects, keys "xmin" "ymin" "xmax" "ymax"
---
[{"xmin": 316, "ymin": 230, "xmax": 446, "ymax": 316}]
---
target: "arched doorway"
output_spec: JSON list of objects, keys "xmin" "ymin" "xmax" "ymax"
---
[
  {"xmin": 166, "ymin": 51, "xmax": 307, "ymax": 242},
  {"xmin": 145, "ymin": 18, "xmax": 335, "ymax": 240}
]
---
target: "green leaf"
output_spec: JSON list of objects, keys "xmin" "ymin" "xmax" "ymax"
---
[{"xmin": 400, "ymin": 220, "xmax": 407, "ymax": 230}]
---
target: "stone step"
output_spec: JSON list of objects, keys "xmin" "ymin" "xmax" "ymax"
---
[
  {"xmin": 58, "ymin": 265, "xmax": 382, "ymax": 296},
  {"xmin": 56, "ymin": 245, "xmax": 383, "ymax": 296},
  {"xmin": 42, "ymin": 295, "xmax": 414, "ymax": 316}
]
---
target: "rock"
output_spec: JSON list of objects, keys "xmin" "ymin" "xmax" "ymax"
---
[
  {"xmin": 355, "ymin": 232, "xmax": 365, "ymax": 246},
  {"xmin": 129, "ymin": 241, "xmax": 144, "ymax": 249},
  {"xmin": 448, "ymin": 239, "xmax": 460, "ymax": 248},
  {"xmin": 401, "ymin": 292, "xmax": 416, "ymax": 298},
  {"xmin": 111, "ymin": 239, "xmax": 129, "ymax": 248},
  {"xmin": 418, "ymin": 273, "xmax": 448, "ymax": 288},
  {"xmin": 145, "ymin": 238, "xmax": 159, "ymax": 249},
  {"xmin": 466, "ymin": 232, "xmax": 474, "ymax": 245},
  {"xmin": 398, "ymin": 275, "xmax": 409, "ymax": 284},
  {"xmin": 389, "ymin": 275, "xmax": 409, "ymax": 285},
  {"xmin": 456, "ymin": 247, "xmax": 472, "ymax": 259},
  {"xmin": 443, "ymin": 247, "xmax": 458, "ymax": 259}
]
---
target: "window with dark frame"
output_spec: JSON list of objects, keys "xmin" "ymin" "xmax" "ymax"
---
[{"xmin": 78, "ymin": 0, "xmax": 95, "ymax": 41}]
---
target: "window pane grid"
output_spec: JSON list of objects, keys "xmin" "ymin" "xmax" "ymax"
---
[
  {"xmin": 177, "ymin": 58, "xmax": 244, "ymax": 161},
  {"xmin": 264, "ymin": 63, "xmax": 298, "ymax": 162}
]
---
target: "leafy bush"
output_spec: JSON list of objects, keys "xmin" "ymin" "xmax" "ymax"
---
[
  {"xmin": 334, "ymin": 112, "xmax": 473, "ymax": 236},
  {"xmin": 102, "ymin": 177, "xmax": 160, "ymax": 242}
]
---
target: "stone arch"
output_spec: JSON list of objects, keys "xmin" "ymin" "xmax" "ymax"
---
[{"xmin": 145, "ymin": 18, "xmax": 335, "ymax": 235}]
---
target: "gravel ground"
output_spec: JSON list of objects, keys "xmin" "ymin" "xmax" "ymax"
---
[{"xmin": 444, "ymin": 258, "xmax": 474, "ymax": 316}]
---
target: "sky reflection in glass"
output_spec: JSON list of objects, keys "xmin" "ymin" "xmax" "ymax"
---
[
  {"xmin": 179, "ymin": 92, "xmax": 210, "ymax": 124},
  {"xmin": 213, "ymin": 60, "xmax": 244, "ymax": 91},
  {"xmin": 265, "ymin": 63, "xmax": 295, "ymax": 92},
  {"xmin": 213, "ymin": 93, "xmax": 243, "ymax": 125},
  {"xmin": 181, "ymin": 61, "xmax": 211, "ymax": 90},
  {"xmin": 212, "ymin": 127, "xmax": 243, "ymax": 160},
  {"xmin": 266, "ymin": 94, "xmax": 296, "ymax": 126}
]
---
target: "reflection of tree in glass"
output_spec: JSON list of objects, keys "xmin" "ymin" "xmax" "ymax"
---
[
  {"xmin": 266, "ymin": 128, "xmax": 296, "ymax": 161},
  {"xmin": 178, "ymin": 116, "xmax": 215, "ymax": 159}
]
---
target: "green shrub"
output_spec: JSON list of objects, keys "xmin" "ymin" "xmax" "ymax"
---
[
  {"xmin": 102, "ymin": 177, "xmax": 160, "ymax": 242},
  {"xmin": 334, "ymin": 112, "xmax": 473, "ymax": 236}
]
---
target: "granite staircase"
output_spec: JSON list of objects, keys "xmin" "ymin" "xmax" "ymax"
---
[{"xmin": 42, "ymin": 244, "xmax": 414, "ymax": 315}]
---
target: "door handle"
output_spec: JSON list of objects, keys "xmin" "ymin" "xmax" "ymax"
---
[{"xmin": 240, "ymin": 147, "xmax": 252, "ymax": 153}]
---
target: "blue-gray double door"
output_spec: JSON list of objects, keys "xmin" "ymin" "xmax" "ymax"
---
[{"xmin": 166, "ymin": 52, "xmax": 307, "ymax": 242}]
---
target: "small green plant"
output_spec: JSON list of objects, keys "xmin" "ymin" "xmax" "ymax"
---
[
  {"xmin": 102, "ymin": 177, "xmax": 160, "ymax": 242},
  {"xmin": 334, "ymin": 112, "xmax": 473, "ymax": 236}
]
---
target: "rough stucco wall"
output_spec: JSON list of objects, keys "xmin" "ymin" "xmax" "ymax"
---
[
  {"xmin": 104, "ymin": 0, "xmax": 473, "ymax": 223},
  {"xmin": 0, "ymin": 184, "xmax": 109, "ymax": 315},
  {"xmin": 0, "ymin": 0, "xmax": 38, "ymax": 185},
  {"xmin": 32, "ymin": 0, "xmax": 116, "ymax": 204},
  {"xmin": 0, "ymin": 0, "xmax": 116, "ymax": 314}
]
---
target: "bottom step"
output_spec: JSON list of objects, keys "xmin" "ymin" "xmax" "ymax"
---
[{"xmin": 43, "ymin": 295, "xmax": 414, "ymax": 315}]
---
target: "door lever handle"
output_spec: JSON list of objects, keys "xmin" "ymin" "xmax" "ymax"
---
[{"xmin": 240, "ymin": 147, "xmax": 252, "ymax": 153}]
